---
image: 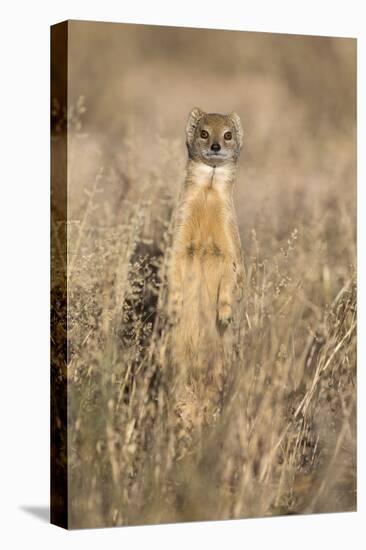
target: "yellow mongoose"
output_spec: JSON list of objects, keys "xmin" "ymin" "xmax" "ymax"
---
[{"xmin": 168, "ymin": 107, "xmax": 245, "ymax": 387}]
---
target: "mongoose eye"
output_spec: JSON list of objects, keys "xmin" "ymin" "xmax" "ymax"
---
[
  {"xmin": 200, "ymin": 130, "xmax": 209, "ymax": 139},
  {"xmin": 224, "ymin": 131, "xmax": 232, "ymax": 140}
]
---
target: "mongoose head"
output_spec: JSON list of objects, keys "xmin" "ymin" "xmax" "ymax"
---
[{"xmin": 186, "ymin": 107, "xmax": 244, "ymax": 167}]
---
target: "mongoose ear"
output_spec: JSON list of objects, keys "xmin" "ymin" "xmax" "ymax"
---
[
  {"xmin": 186, "ymin": 107, "xmax": 205, "ymax": 149},
  {"xmin": 229, "ymin": 112, "xmax": 244, "ymax": 149}
]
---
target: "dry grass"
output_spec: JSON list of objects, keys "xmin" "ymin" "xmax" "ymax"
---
[{"xmin": 51, "ymin": 22, "xmax": 356, "ymax": 528}]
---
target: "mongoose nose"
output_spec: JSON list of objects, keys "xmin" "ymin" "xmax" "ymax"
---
[{"xmin": 211, "ymin": 142, "xmax": 221, "ymax": 152}]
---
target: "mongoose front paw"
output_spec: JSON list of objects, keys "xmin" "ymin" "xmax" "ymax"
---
[
  {"xmin": 168, "ymin": 292, "xmax": 183, "ymax": 324},
  {"xmin": 217, "ymin": 303, "xmax": 233, "ymax": 331}
]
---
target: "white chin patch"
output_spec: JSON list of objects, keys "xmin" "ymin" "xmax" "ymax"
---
[{"xmin": 204, "ymin": 157, "xmax": 228, "ymax": 164}]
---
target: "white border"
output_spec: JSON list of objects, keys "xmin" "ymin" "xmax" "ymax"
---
[{"xmin": 1, "ymin": 1, "xmax": 363, "ymax": 548}]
